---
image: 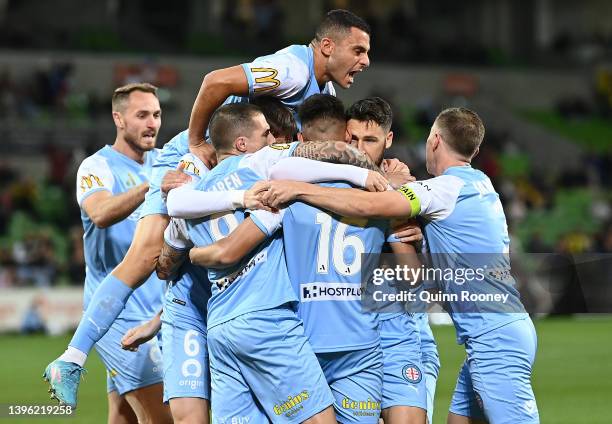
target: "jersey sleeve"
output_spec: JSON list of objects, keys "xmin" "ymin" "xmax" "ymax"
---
[
  {"xmin": 76, "ymin": 155, "xmax": 114, "ymax": 206},
  {"xmin": 397, "ymin": 175, "xmax": 465, "ymax": 221},
  {"xmin": 248, "ymin": 209, "xmax": 285, "ymax": 237},
  {"xmin": 240, "ymin": 142, "xmax": 299, "ymax": 178},
  {"xmin": 178, "ymin": 152, "xmax": 209, "ymax": 183},
  {"xmin": 242, "ymin": 51, "xmax": 310, "ymax": 98},
  {"xmin": 163, "ymin": 218, "xmax": 193, "ymax": 251}
]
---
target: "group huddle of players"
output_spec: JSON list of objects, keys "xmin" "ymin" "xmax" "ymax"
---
[{"xmin": 43, "ymin": 9, "xmax": 540, "ymax": 424}]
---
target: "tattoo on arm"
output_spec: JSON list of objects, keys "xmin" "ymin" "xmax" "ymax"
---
[
  {"xmin": 156, "ymin": 244, "xmax": 187, "ymax": 281},
  {"xmin": 292, "ymin": 141, "xmax": 382, "ymax": 173}
]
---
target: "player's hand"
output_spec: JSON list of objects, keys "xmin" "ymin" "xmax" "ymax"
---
[
  {"xmin": 261, "ymin": 180, "xmax": 301, "ymax": 209},
  {"xmin": 383, "ymin": 159, "xmax": 415, "ymax": 189},
  {"xmin": 120, "ymin": 317, "xmax": 161, "ymax": 352},
  {"xmin": 189, "ymin": 142, "xmax": 217, "ymax": 170},
  {"xmin": 365, "ymin": 171, "xmax": 389, "ymax": 192},
  {"xmin": 161, "ymin": 162, "xmax": 191, "ymax": 194},
  {"xmin": 391, "ymin": 219, "xmax": 423, "ymax": 244},
  {"xmin": 244, "ymin": 181, "xmax": 273, "ymax": 211}
]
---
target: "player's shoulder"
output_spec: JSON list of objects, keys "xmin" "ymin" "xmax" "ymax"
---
[
  {"xmin": 244, "ymin": 142, "xmax": 298, "ymax": 161},
  {"xmin": 160, "ymin": 129, "xmax": 189, "ymax": 153},
  {"xmin": 78, "ymin": 148, "xmax": 111, "ymax": 172},
  {"xmin": 411, "ymin": 174, "xmax": 465, "ymax": 192},
  {"xmin": 179, "ymin": 152, "xmax": 209, "ymax": 180},
  {"xmin": 253, "ymin": 45, "xmax": 310, "ymax": 78}
]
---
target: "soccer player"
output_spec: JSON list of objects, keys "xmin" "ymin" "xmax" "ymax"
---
[
  {"xmin": 44, "ymin": 83, "xmax": 171, "ymax": 423},
  {"xmin": 262, "ymin": 108, "xmax": 540, "ymax": 424},
  {"xmin": 188, "ymin": 9, "xmax": 371, "ymax": 157},
  {"xmin": 44, "ymin": 9, "xmax": 372, "ymax": 410}
]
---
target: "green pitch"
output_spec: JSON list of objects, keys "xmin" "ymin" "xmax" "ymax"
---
[{"xmin": 0, "ymin": 317, "xmax": 610, "ymax": 423}]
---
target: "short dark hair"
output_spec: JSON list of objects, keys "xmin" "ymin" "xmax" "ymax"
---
[
  {"xmin": 298, "ymin": 94, "xmax": 346, "ymax": 127},
  {"xmin": 346, "ymin": 97, "xmax": 393, "ymax": 132},
  {"xmin": 250, "ymin": 97, "xmax": 297, "ymax": 142},
  {"xmin": 435, "ymin": 107, "xmax": 485, "ymax": 158},
  {"xmin": 112, "ymin": 82, "xmax": 158, "ymax": 112},
  {"xmin": 314, "ymin": 9, "xmax": 370, "ymax": 42},
  {"xmin": 209, "ymin": 103, "xmax": 262, "ymax": 152}
]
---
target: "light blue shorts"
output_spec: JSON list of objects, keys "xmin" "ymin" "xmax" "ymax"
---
[
  {"xmin": 416, "ymin": 313, "xmax": 440, "ymax": 424},
  {"xmin": 317, "ymin": 346, "xmax": 383, "ymax": 423},
  {"xmin": 207, "ymin": 306, "xmax": 334, "ymax": 423},
  {"xmin": 95, "ymin": 318, "xmax": 163, "ymax": 395},
  {"xmin": 161, "ymin": 315, "xmax": 210, "ymax": 402},
  {"xmin": 450, "ymin": 317, "xmax": 539, "ymax": 423},
  {"xmin": 379, "ymin": 313, "xmax": 427, "ymax": 411}
]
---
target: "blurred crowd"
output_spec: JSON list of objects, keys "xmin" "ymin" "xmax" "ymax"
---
[{"xmin": 0, "ymin": 61, "xmax": 105, "ymax": 123}]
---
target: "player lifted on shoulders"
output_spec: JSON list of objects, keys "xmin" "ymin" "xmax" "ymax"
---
[{"xmin": 188, "ymin": 9, "xmax": 371, "ymax": 158}]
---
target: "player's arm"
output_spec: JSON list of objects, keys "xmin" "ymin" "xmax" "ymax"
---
[
  {"xmin": 388, "ymin": 221, "xmax": 423, "ymax": 286},
  {"xmin": 263, "ymin": 181, "xmax": 414, "ymax": 219},
  {"xmin": 156, "ymin": 218, "xmax": 192, "ymax": 280},
  {"xmin": 77, "ymin": 156, "xmax": 149, "ymax": 228},
  {"xmin": 269, "ymin": 156, "xmax": 387, "ymax": 192},
  {"xmin": 82, "ymin": 183, "xmax": 149, "ymax": 228},
  {"xmin": 120, "ymin": 309, "xmax": 162, "ymax": 352},
  {"xmin": 166, "ymin": 181, "xmax": 271, "ymax": 219},
  {"xmin": 190, "ymin": 211, "xmax": 281, "ymax": 268},
  {"xmin": 263, "ymin": 177, "xmax": 461, "ymax": 221},
  {"xmin": 188, "ymin": 66, "xmax": 248, "ymax": 166}
]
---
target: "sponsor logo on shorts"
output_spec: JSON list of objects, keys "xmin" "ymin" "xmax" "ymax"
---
[
  {"xmin": 273, "ymin": 390, "xmax": 309, "ymax": 417},
  {"xmin": 216, "ymin": 415, "xmax": 251, "ymax": 424},
  {"xmin": 108, "ymin": 369, "xmax": 119, "ymax": 378},
  {"xmin": 401, "ymin": 363, "xmax": 422, "ymax": 383},
  {"xmin": 341, "ymin": 397, "xmax": 381, "ymax": 417},
  {"xmin": 301, "ymin": 283, "xmax": 361, "ymax": 302}
]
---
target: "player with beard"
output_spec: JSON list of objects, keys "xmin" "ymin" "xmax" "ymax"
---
[{"xmin": 45, "ymin": 83, "xmax": 171, "ymax": 423}]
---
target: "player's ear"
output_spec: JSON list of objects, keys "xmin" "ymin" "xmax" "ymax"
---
[
  {"xmin": 320, "ymin": 37, "xmax": 334, "ymax": 57},
  {"xmin": 385, "ymin": 131, "xmax": 394, "ymax": 149},
  {"xmin": 297, "ymin": 132, "xmax": 304, "ymax": 142},
  {"xmin": 432, "ymin": 133, "xmax": 441, "ymax": 151},
  {"xmin": 235, "ymin": 136, "xmax": 248, "ymax": 153},
  {"xmin": 112, "ymin": 111, "xmax": 124, "ymax": 129}
]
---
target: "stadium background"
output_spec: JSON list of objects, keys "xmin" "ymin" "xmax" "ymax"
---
[{"xmin": 0, "ymin": 0, "xmax": 610, "ymax": 422}]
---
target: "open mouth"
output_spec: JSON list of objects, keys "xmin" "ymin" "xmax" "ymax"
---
[
  {"xmin": 347, "ymin": 69, "xmax": 361, "ymax": 83},
  {"xmin": 142, "ymin": 132, "xmax": 156, "ymax": 142}
]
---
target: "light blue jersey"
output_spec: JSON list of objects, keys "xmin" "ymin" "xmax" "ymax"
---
[
  {"xmin": 160, "ymin": 153, "xmax": 213, "ymax": 402},
  {"xmin": 401, "ymin": 165, "xmax": 538, "ymax": 422},
  {"xmin": 281, "ymin": 182, "xmax": 387, "ymax": 353},
  {"xmin": 140, "ymin": 130, "xmax": 190, "ymax": 218},
  {"xmin": 402, "ymin": 165, "xmax": 527, "ymax": 344},
  {"xmin": 227, "ymin": 44, "xmax": 336, "ymax": 127},
  {"xmin": 184, "ymin": 143, "xmax": 300, "ymax": 329},
  {"xmin": 76, "ymin": 145, "xmax": 164, "ymax": 320},
  {"xmin": 162, "ymin": 153, "xmax": 211, "ymax": 328}
]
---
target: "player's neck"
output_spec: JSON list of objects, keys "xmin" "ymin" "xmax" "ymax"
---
[
  {"xmin": 112, "ymin": 136, "xmax": 146, "ymax": 164},
  {"xmin": 310, "ymin": 43, "xmax": 329, "ymax": 86},
  {"xmin": 437, "ymin": 158, "xmax": 470, "ymax": 176}
]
